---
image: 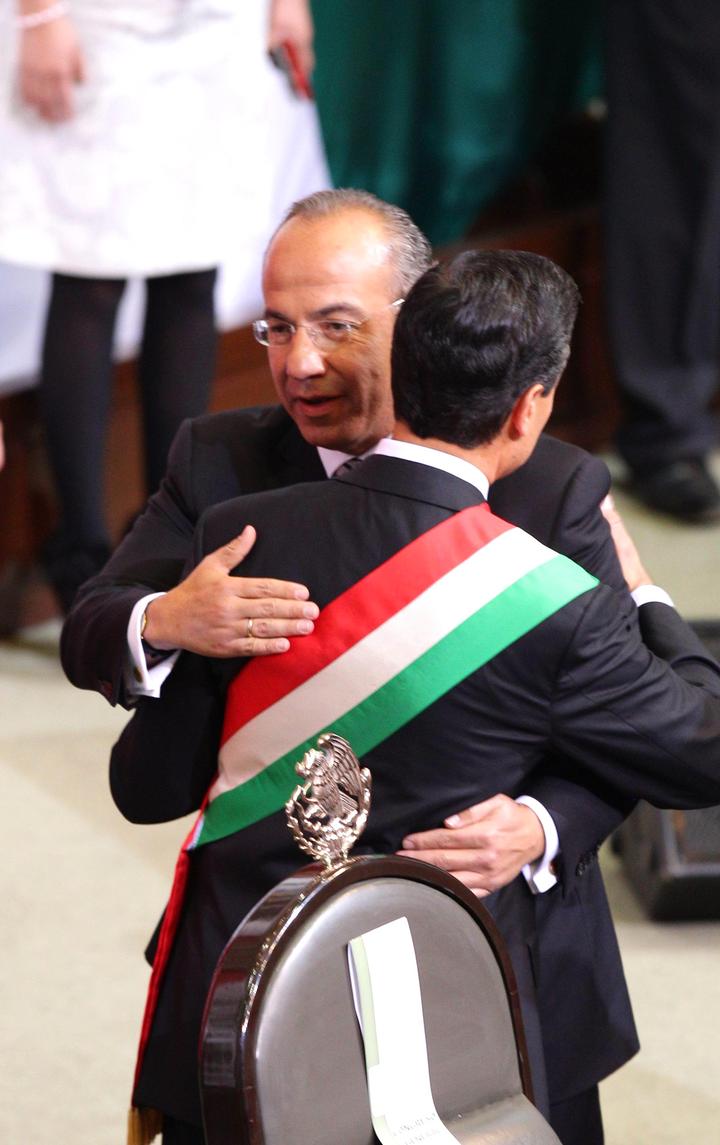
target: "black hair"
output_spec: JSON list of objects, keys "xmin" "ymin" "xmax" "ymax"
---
[{"xmin": 391, "ymin": 249, "xmax": 580, "ymax": 446}]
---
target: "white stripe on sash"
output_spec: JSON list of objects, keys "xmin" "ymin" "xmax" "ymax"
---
[{"xmin": 211, "ymin": 528, "xmax": 555, "ymax": 800}]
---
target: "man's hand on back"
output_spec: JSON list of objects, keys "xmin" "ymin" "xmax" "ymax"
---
[
  {"xmin": 141, "ymin": 525, "xmax": 319, "ymax": 657},
  {"xmin": 600, "ymin": 494, "xmax": 653, "ymax": 591},
  {"xmin": 397, "ymin": 794, "xmax": 545, "ymax": 896}
]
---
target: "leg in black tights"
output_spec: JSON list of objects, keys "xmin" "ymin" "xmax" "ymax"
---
[
  {"xmin": 139, "ymin": 268, "xmax": 218, "ymax": 494},
  {"xmin": 40, "ymin": 271, "xmax": 126, "ymax": 549},
  {"xmin": 40, "ymin": 272, "xmax": 126, "ymax": 609}
]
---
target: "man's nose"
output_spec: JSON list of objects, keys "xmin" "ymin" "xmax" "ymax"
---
[{"xmin": 284, "ymin": 326, "xmax": 326, "ymax": 378}]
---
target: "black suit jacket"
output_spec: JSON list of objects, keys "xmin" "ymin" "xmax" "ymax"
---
[
  {"xmin": 113, "ymin": 456, "xmax": 720, "ymax": 1123},
  {"xmin": 64, "ymin": 406, "xmax": 630, "ymax": 890},
  {"xmin": 63, "ymin": 406, "xmax": 641, "ymax": 1109}
]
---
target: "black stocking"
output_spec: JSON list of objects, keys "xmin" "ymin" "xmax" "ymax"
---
[
  {"xmin": 40, "ymin": 271, "xmax": 126, "ymax": 551},
  {"xmin": 139, "ymin": 268, "xmax": 218, "ymax": 493}
]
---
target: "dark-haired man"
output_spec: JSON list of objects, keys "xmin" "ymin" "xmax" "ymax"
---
[{"xmin": 112, "ymin": 249, "xmax": 720, "ymax": 1145}]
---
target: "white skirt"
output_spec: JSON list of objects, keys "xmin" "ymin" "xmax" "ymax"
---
[{"xmin": 0, "ymin": 0, "xmax": 280, "ymax": 276}]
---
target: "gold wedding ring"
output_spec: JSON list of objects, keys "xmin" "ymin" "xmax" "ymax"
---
[{"xmin": 246, "ymin": 617, "xmax": 254, "ymax": 638}]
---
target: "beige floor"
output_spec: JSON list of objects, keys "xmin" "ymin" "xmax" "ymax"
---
[
  {"xmin": 0, "ymin": 452, "xmax": 718, "ymax": 1145},
  {"xmin": 596, "ymin": 453, "xmax": 720, "ymax": 1145}
]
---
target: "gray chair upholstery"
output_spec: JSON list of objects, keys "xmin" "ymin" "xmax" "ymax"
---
[{"xmin": 200, "ymin": 855, "xmax": 560, "ymax": 1145}]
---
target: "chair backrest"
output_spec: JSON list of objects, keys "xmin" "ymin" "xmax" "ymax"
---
[{"xmin": 200, "ymin": 855, "xmax": 560, "ymax": 1145}]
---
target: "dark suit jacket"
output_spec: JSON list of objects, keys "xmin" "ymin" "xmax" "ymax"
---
[
  {"xmin": 112, "ymin": 455, "xmax": 720, "ymax": 1124},
  {"xmin": 64, "ymin": 406, "xmax": 630, "ymax": 887}
]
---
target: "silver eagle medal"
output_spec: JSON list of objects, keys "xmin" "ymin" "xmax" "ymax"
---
[{"xmin": 285, "ymin": 733, "xmax": 372, "ymax": 870}]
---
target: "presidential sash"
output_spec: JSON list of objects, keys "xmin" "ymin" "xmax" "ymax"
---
[{"xmin": 129, "ymin": 504, "xmax": 598, "ymax": 1141}]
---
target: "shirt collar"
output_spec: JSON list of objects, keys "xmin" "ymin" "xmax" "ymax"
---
[
  {"xmin": 317, "ymin": 443, "xmax": 378, "ymax": 477},
  {"xmin": 317, "ymin": 438, "xmax": 489, "ymax": 497},
  {"xmin": 372, "ymin": 437, "xmax": 489, "ymax": 498}
]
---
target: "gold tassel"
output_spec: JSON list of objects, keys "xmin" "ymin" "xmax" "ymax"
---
[{"xmin": 127, "ymin": 1105, "xmax": 164, "ymax": 1145}]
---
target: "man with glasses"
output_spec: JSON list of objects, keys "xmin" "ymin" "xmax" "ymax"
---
[
  {"xmin": 64, "ymin": 190, "xmax": 636, "ymax": 1143},
  {"xmin": 111, "ymin": 249, "xmax": 720, "ymax": 1145},
  {"xmin": 253, "ymin": 297, "xmax": 405, "ymax": 351}
]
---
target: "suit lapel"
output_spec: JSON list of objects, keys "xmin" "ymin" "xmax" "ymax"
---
[{"xmin": 269, "ymin": 413, "xmax": 325, "ymax": 487}]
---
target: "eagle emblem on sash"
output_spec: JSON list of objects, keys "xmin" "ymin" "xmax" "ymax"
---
[{"xmin": 285, "ymin": 733, "xmax": 372, "ymax": 869}]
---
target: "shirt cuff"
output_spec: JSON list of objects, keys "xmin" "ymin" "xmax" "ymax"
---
[
  {"xmin": 631, "ymin": 584, "xmax": 675, "ymax": 609},
  {"xmin": 516, "ymin": 794, "xmax": 560, "ymax": 895},
  {"xmin": 124, "ymin": 592, "xmax": 180, "ymax": 699}
]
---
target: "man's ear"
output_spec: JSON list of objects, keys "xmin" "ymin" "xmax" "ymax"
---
[{"xmin": 507, "ymin": 383, "xmax": 547, "ymax": 440}]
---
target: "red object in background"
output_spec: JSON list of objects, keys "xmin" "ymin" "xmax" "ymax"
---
[{"xmin": 269, "ymin": 40, "xmax": 314, "ymax": 99}]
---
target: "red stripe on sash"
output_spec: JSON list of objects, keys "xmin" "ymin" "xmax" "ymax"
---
[
  {"xmin": 132, "ymin": 798, "xmax": 208, "ymax": 1096},
  {"xmin": 221, "ymin": 503, "xmax": 510, "ymax": 746}
]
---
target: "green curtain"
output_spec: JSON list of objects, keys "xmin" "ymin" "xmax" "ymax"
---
[{"xmin": 311, "ymin": 0, "xmax": 602, "ymax": 244}]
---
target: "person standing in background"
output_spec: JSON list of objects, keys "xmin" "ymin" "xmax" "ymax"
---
[
  {"xmin": 605, "ymin": 0, "xmax": 720, "ymax": 522},
  {"xmin": 0, "ymin": 0, "xmax": 316, "ymax": 611}
]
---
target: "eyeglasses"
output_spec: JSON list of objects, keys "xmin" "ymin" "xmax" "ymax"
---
[{"xmin": 252, "ymin": 298, "xmax": 404, "ymax": 350}]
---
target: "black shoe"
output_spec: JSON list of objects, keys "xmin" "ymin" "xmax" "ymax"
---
[{"xmin": 630, "ymin": 458, "xmax": 720, "ymax": 524}]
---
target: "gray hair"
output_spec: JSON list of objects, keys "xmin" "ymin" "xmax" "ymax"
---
[{"xmin": 276, "ymin": 188, "xmax": 433, "ymax": 295}]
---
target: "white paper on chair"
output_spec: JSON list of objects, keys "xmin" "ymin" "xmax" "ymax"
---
[{"xmin": 347, "ymin": 916, "xmax": 461, "ymax": 1145}]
